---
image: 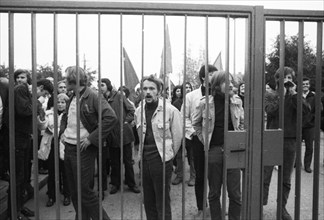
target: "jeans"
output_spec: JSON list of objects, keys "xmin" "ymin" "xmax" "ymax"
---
[
  {"xmin": 208, "ymin": 147, "xmax": 241, "ymax": 220},
  {"xmin": 263, "ymin": 138, "xmax": 296, "ymax": 207},
  {"xmin": 142, "ymin": 155, "xmax": 173, "ymax": 220},
  {"xmin": 192, "ymin": 135, "xmax": 205, "ymax": 211},
  {"xmin": 47, "ymin": 141, "xmax": 70, "ymax": 200},
  {"xmin": 8, "ymin": 134, "xmax": 31, "ymax": 216},
  {"xmin": 64, "ymin": 143, "xmax": 110, "ymax": 220},
  {"xmin": 302, "ymin": 127, "xmax": 314, "ymax": 169},
  {"xmin": 185, "ymin": 138, "xmax": 196, "ymax": 180},
  {"xmin": 174, "ymin": 145, "xmax": 183, "ymax": 179},
  {"xmin": 110, "ymin": 143, "xmax": 136, "ymax": 188}
]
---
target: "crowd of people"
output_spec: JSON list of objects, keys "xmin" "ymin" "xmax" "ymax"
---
[{"xmin": 0, "ymin": 63, "xmax": 323, "ymax": 220}]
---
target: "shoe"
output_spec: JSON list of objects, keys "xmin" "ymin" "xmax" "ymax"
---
[
  {"xmin": 282, "ymin": 207, "xmax": 292, "ymax": 220},
  {"xmin": 193, "ymin": 210, "xmax": 203, "ymax": 220},
  {"xmin": 46, "ymin": 198, "xmax": 55, "ymax": 207},
  {"xmin": 305, "ymin": 167, "xmax": 312, "ymax": 173},
  {"xmin": 129, "ymin": 185, "xmax": 141, "ymax": 194},
  {"xmin": 172, "ymin": 176, "xmax": 182, "ymax": 185},
  {"xmin": 17, "ymin": 213, "xmax": 31, "ymax": 220},
  {"xmin": 110, "ymin": 185, "xmax": 119, "ymax": 194},
  {"xmin": 187, "ymin": 177, "xmax": 195, "ymax": 187},
  {"xmin": 39, "ymin": 168, "xmax": 48, "ymax": 175},
  {"xmin": 21, "ymin": 207, "xmax": 34, "ymax": 217},
  {"xmin": 63, "ymin": 197, "xmax": 71, "ymax": 206}
]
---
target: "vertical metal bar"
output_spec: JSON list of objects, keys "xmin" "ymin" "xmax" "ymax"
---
[
  {"xmin": 162, "ymin": 14, "xmax": 166, "ymax": 220},
  {"xmin": 294, "ymin": 20, "xmax": 304, "ymax": 220},
  {"xmin": 119, "ymin": 12, "xmax": 124, "ymax": 220},
  {"xmin": 233, "ymin": 18, "xmax": 236, "ymax": 75},
  {"xmin": 222, "ymin": 15, "xmax": 230, "ymax": 220},
  {"xmin": 202, "ymin": 15, "xmax": 209, "ymax": 220},
  {"xmin": 75, "ymin": 12, "xmax": 82, "ymax": 220},
  {"xmin": 249, "ymin": 7, "xmax": 264, "ymax": 220},
  {"xmin": 241, "ymin": 15, "xmax": 251, "ymax": 220},
  {"xmin": 181, "ymin": 14, "xmax": 188, "ymax": 220},
  {"xmin": 312, "ymin": 21, "xmax": 322, "ymax": 220},
  {"xmin": 8, "ymin": 12, "xmax": 17, "ymax": 220},
  {"xmin": 98, "ymin": 12, "xmax": 103, "ymax": 220},
  {"xmin": 31, "ymin": 12, "xmax": 40, "ymax": 220},
  {"xmin": 140, "ymin": 13, "xmax": 145, "ymax": 220},
  {"xmin": 277, "ymin": 19, "xmax": 285, "ymax": 220},
  {"xmin": 53, "ymin": 12, "xmax": 60, "ymax": 220}
]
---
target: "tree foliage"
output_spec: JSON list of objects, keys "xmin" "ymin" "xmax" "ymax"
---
[
  {"xmin": 265, "ymin": 34, "xmax": 324, "ymax": 91},
  {"xmin": 36, "ymin": 64, "xmax": 63, "ymax": 81}
]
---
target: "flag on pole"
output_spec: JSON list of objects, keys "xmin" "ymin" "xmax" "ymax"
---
[
  {"xmin": 213, "ymin": 52, "xmax": 223, "ymax": 71},
  {"xmin": 123, "ymin": 47, "xmax": 139, "ymax": 102},
  {"xmin": 123, "ymin": 47, "xmax": 139, "ymax": 92},
  {"xmin": 159, "ymin": 25, "xmax": 174, "ymax": 91}
]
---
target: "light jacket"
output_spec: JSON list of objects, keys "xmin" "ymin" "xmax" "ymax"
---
[
  {"xmin": 135, "ymin": 98, "xmax": 183, "ymax": 162},
  {"xmin": 181, "ymin": 86, "xmax": 203, "ymax": 140},
  {"xmin": 192, "ymin": 94, "xmax": 244, "ymax": 149},
  {"xmin": 60, "ymin": 87, "xmax": 118, "ymax": 147}
]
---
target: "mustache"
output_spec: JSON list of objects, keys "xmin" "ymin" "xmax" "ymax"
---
[{"xmin": 145, "ymin": 95, "xmax": 152, "ymax": 98}]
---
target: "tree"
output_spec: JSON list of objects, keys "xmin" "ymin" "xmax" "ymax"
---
[
  {"xmin": 37, "ymin": 64, "xmax": 63, "ymax": 81},
  {"xmin": 180, "ymin": 46, "xmax": 206, "ymax": 89},
  {"xmin": 265, "ymin": 34, "xmax": 324, "ymax": 91}
]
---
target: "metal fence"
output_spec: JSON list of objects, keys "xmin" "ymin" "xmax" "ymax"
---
[{"xmin": 0, "ymin": 1, "xmax": 323, "ymax": 220}]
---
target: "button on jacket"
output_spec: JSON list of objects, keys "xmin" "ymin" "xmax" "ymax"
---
[
  {"xmin": 192, "ymin": 94, "xmax": 244, "ymax": 149},
  {"xmin": 135, "ymin": 98, "xmax": 183, "ymax": 162},
  {"xmin": 60, "ymin": 87, "xmax": 117, "ymax": 147}
]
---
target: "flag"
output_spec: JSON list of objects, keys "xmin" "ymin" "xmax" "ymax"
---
[
  {"xmin": 213, "ymin": 52, "xmax": 223, "ymax": 71},
  {"xmin": 159, "ymin": 25, "xmax": 173, "ymax": 90},
  {"xmin": 123, "ymin": 47, "xmax": 139, "ymax": 93},
  {"xmin": 123, "ymin": 47, "xmax": 139, "ymax": 102}
]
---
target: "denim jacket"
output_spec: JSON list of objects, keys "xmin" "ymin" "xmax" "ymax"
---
[
  {"xmin": 192, "ymin": 94, "xmax": 244, "ymax": 149},
  {"xmin": 135, "ymin": 98, "xmax": 183, "ymax": 162}
]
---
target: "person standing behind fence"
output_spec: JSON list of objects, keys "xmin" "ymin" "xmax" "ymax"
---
[
  {"xmin": 301, "ymin": 77, "xmax": 316, "ymax": 173},
  {"xmin": 0, "ymin": 72, "xmax": 9, "ymax": 182},
  {"xmin": 192, "ymin": 71, "xmax": 243, "ymax": 220},
  {"xmin": 43, "ymin": 93, "xmax": 71, "ymax": 207},
  {"xmin": 135, "ymin": 75, "xmax": 182, "ymax": 220},
  {"xmin": 181, "ymin": 64, "xmax": 217, "ymax": 219},
  {"xmin": 100, "ymin": 78, "xmax": 140, "ymax": 195},
  {"xmin": 263, "ymin": 67, "xmax": 311, "ymax": 220},
  {"xmin": 59, "ymin": 66, "xmax": 117, "ymax": 220}
]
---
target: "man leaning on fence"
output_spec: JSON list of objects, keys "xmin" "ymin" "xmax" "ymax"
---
[
  {"xmin": 59, "ymin": 66, "xmax": 117, "ymax": 220},
  {"xmin": 192, "ymin": 70, "xmax": 243, "ymax": 220},
  {"xmin": 135, "ymin": 75, "xmax": 182, "ymax": 220}
]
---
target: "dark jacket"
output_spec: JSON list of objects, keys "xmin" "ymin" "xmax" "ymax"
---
[
  {"xmin": 0, "ymin": 81, "xmax": 8, "ymax": 130},
  {"xmin": 14, "ymin": 83, "xmax": 33, "ymax": 135},
  {"xmin": 107, "ymin": 90, "xmax": 135, "ymax": 147},
  {"xmin": 302, "ymin": 91, "xmax": 316, "ymax": 129},
  {"xmin": 265, "ymin": 91, "xmax": 310, "ymax": 138},
  {"xmin": 60, "ymin": 87, "xmax": 118, "ymax": 147}
]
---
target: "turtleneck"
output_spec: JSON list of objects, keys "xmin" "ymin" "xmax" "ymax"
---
[{"xmin": 143, "ymin": 99, "xmax": 159, "ymax": 160}]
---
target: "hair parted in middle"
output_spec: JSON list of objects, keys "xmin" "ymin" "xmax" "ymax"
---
[
  {"xmin": 65, "ymin": 66, "xmax": 88, "ymax": 86},
  {"xmin": 211, "ymin": 70, "xmax": 233, "ymax": 96}
]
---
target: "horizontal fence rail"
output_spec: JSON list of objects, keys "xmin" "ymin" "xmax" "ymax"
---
[{"xmin": 0, "ymin": 1, "xmax": 323, "ymax": 220}]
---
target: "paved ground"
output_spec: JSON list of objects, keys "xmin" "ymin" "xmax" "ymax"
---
[{"xmin": 24, "ymin": 133, "xmax": 324, "ymax": 220}]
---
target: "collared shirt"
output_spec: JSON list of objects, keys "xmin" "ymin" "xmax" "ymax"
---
[
  {"xmin": 302, "ymin": 90, "xmax": 309, "ymax": 99},
  {"xmin": 64, "ymin": 96, "xmax": 89, "ymax": 145}
]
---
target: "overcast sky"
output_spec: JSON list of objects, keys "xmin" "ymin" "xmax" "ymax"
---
[{"xmin": 0, "ymin": 0, "xmax": 323, "ymax": 87}]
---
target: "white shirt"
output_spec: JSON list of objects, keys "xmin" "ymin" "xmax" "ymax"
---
[{"xmin": 63, "ymin": 96, "xmax": 89, "ymax": 145}]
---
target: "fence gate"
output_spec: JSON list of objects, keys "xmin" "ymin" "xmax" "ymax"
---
[{"xmin": 0, "ymin": 1, "xmax": 323, "ymax": 220}]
